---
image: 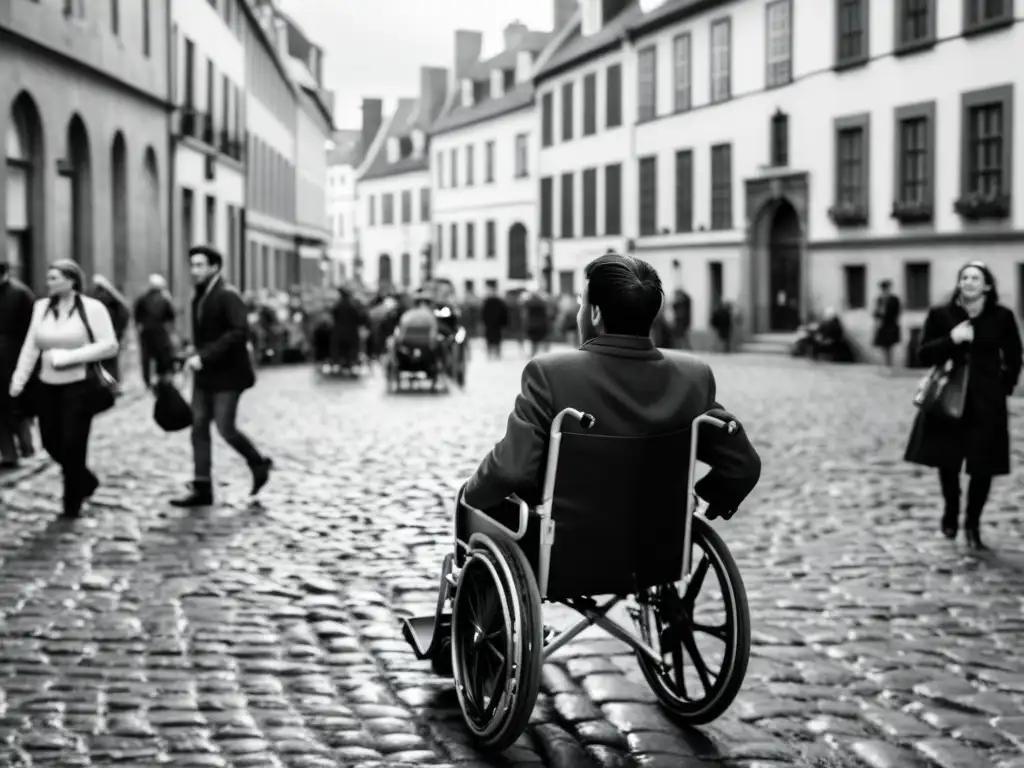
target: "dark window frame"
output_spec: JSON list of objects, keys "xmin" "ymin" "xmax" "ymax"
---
[
  {"xmin": 540, "ymin": 176, "xmax": 554, "ymax": 238},
  {"xmin": 420, "ymin": 187, "xmax": 430, "ymax": 222},
  {"xmin": 765, "ymin": 0, "xmax": 793, "ymax": 89},
  {"xmin": 583, "ymin": 72, "xmax": 597, "ymax": 136},
  {"xmin": 893, "ymin": 100, "xmax": 936, "ymax": 209},
  {"xmin": 604, "ymin": 163, "xmax": 622, "ymax": 235},
  {"xmin": 673, "ymin": 32, "xmax": 692, "ymax": 113},
  {"xmin": 449, "ymin": 222, "xmax": 458, "ymax": 259},
  {"xmin": 541, "ymin": 91, "xmax": 554, "ymax": 147},
  {"xmin": 675, "ymin": 149, "xmax": 693, "ymax": 233},
  {"xmin": 963, "ymin": 0, "xmax": 1014, "ymax": 36},
  {"xmin": 560, "ymin": 172, "xmax": 574, "ymax": 238},
  {"xmin": 638, "ymin": 156, "xmax": 658, "ymax": 236},
  {"xmin": 637, "ymin": 45, "xmax": 657, "ymax": 123},
  {"xmin": 959, "ymin": 84, "xmax": 1014, "ymax": 201},
  {"xmin": 904, "ymin": 261, "xmax": 931, "ymax": 310},
  {"xmin": 486, "ymin": 220, "xmax": 496, "ymax": 258},
  {"xmin": 835, "ymin": 0, "xmax": 869, "ymax": 70},
  {"xmin": 709, "ymin": 18, "xmax": 732, "ymax": 104},
  {"xmin": 514, "ymin": 133, "xmax": 529, "ymax": 178},
  {"xmin": 562, "ymin": 81, "xmax": 574, "ymax": 142},
  {"xmin": 382, "ymin": 192, "xmax": 395, "ymax": 225},
  {"xmin": 833, "ymin": 112, "xmax": 871, "ymax": 208},
  {"xmin": 894, "ymin": 0, "xmax": 936, "ymax": 55},
  {"xmin": 606, "ymin": 64, "xmax": 623, "ymax": 128},
  {"xmin": 485, "ymin": 140, "xmax": 494, "ymax": 183},
  {"xmin": 465, "ymin": 144, "xmax": 475, "ymax": 186},
  {"xmin": 770, "ymin": 110, "xmax": 789, "ymax": 167},
  {"xmin": 843, "ymin": 264, "xmax": 867, "ymax": 310},
  {"xmin": 466, "ymin": 222, "xmax": 475, "ymax": 259},
  {"xmin": 401, "ymin": 190, "xmax": 412, "ymax": 224},
  {"xmin": 710, "ymin": 143, "xmax": 733, "ymax": 231},
  {"xmin": 582, "ymin": 168, "xmax": 598, "ymax": 236}
]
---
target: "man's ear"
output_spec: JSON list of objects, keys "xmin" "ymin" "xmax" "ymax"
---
[{"xmin": 591, "ymin": 304, "xmax": 602, "ymax": 327}]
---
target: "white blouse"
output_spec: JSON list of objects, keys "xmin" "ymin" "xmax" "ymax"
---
[{"xmin": 9, "ymin": 295, "xmax": 119, "ymax": 393}]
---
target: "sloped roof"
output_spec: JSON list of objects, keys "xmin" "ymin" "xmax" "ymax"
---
[
  {"xmin": 359, "ymin": 99, "xmax": 430, "ymax": 181},
  {"xmin": 629, "ymin": 0, "xmax": 730, "ymax": 39},
  {"xmin": 534, "ymin": 2, "xmax": 644, "ymax": 84},
  {"xmin": 328, "ymin": 129, "xmax": 361, "ymax": 167}
]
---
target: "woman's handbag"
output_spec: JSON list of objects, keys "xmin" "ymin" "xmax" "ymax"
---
[
  {"xmin": 75, "ymin": 296, "xmax": 120, "ymax": 416},
  {"xmin": 153, "ymin": 378, "xmax": 192, "ymax": 432},
  {"xmin": 914, "ymin": 357, "xmax": 969, "ymax": 420}
]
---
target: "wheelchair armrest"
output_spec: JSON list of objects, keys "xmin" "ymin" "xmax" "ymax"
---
[{"xmin": 458, "ymin": 489, "xmax": 530, "ymax": 541}]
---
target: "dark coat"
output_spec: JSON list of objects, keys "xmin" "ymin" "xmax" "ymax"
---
[
  {"xmin": 464, "ymin": 334, "xmax": 762, "ymax": 515},
  {"xmin": 904, "ymin": 301, "xmax": 1023, "ymax": 476},
  {"xmin": 872, "ymin": 294, "xmax": 902, "ymax": 348},
  {"xmin": 0, "ymin": 278, "xmax": 36, "ymax": 418},
  {"xmin": 134, "ymin": 288, "xmax": 176, "ymax": 332},
  {"xmin": 192, "ymin": 275, "xmax": 256, "ymax": 392}
]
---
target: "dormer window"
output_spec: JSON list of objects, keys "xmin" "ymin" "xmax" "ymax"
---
[
  {"xmin": 399, "ymin": 136, "xmax": 413, "ymax": 158},
  {"xmin": 411, "ymin": 129, "xmax": 425, "ymax": 156},
  {"xmin": 461, "ymin": 79, "xmax": 473, "ymax": 107},
  {"xmin": 503, "ymin": 69, "xmax": 515, "ymax": 91},
  {"xmin": 386, "ymin": 137, "xmax": 399, "ymax": 163},
  {"xmin": 473, "ymin": 80, "xmax": 489, "ymax": 103}
]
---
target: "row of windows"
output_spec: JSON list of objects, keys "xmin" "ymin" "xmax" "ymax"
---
[
  {"xmin": 829, "ymin": 83, "xmax": 1013, "ymax": 227},
  {"xmin": 247, "ymin": 132, "xmax": 296, "ymax": 219},
  {"xmin": 58, "ymin": 0, "xmax": 153, "ymax": 58},
  {"xmin": 638, "ymin": 145, "xmax": 734, "ymax": 234},
  {"xmin": 436, "ymin": 134, "xmax": 530, "ymax": 188},
  {"xmin": 242, "ymin": 16, "xmax": 295, "ymax": 123},
  {"xmin": 365, "ymin": 189, "xmax": 431, "ymax": 227},
  {"xmin": 180, "ymin": 188, "xmax": 241, "ymax": 275},
  {"xmin": 539, "ymin": 165, "xmax": 624, "ymax": 239},
  {"xmin": 541, "ymin": 63, "xmax": 622, "ymax": 146},
  {"xmin": 179, "ymin": 36, "xmax": 245, "ymax": 158},
  {"xmin": 435, "ymin": 221, "xmax": 498, "ymax": 260}
]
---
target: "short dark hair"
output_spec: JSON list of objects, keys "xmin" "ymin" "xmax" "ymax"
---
[
  {"xmin": 583, "ymin": 252, "xmax": 663, "ymax": 335},
  {"xmin": 189, "ymin": 245, "xmax": 223, "ymax": 270},
  {"xmin": 0, "ymin": 262, "xmax": 8, "ymax": 279}
]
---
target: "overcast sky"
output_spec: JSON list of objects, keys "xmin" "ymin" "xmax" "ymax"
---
[{"xmin": 277, "ymin": 0, "xmax": 556, "ymax": 131}]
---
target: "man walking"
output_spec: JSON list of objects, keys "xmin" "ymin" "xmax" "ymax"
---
[
  {"xmin": 134, "ymin": 274, "xmax": 177, "ymax": 388},
  {"xmin": 171, "ymin": 246, "xmax": 272, "ymax": 507},
  {"xmin": 0, "ymin": 261, "xmax": 35, "ymax": 469}
]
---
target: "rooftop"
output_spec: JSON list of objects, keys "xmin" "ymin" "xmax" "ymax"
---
[
  {"xmin": 534, "ymin": 2, "xmax": 644, "ymax": 84},
  {"xmin": 358, "ymin": 99, "xmax": 430, "ymax": 182},
  {"xmin": 328, "ymin": 129, "xmax": 362, "ymax": 167}
]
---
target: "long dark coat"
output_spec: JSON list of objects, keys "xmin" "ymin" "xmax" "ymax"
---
[
  {"xmin": 192, "ymin": 276, "xmax": 256, "ymax": 393},
  {"xmin": 872, "ymin": 294, "xmax": 902, "ymax": 348},
  {"xmin": 904, "ymin": 301, "xmax": 1023, "ymax": 476}
]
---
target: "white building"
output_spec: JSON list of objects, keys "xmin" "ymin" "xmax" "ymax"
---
[
  {"xmin": 534, "ymin": 0, "xmax": 645, "ymax": 302},
  {"xmin": 171, "ymin": 0, "xmax": 246, "ymax": 297},
  {"xmin": 430, "ymin": 9, "xmax": 575, "ymax": 300},
  {"xmin": 326, "ymin": 128, "xmax": 363, "ymax": 283},
  {"xmin": 356, "ymin": 68, "xmax": 449, "ymax": 291},
  {"xmin": 609, "ymin": 0, "xmax": 1023, "ymax": 355}
]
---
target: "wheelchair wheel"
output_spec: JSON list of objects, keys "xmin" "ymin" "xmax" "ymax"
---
[
  {"xmin": 633, "ymin": 516, "xmax": 750, "ymax": 725},
  {"xmin": 451, "ymin": 535, "xmax": 543, "ymax": 751}
]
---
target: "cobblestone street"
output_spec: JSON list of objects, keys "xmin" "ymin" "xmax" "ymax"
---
[{"xmin": 1, "ymin": 345, "xmax": 1023, "ymax": 768}]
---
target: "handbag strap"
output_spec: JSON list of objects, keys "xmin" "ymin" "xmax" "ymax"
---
[{"xmin": 74, "ymin": 294, "xmax": 97, "ymax": 343}]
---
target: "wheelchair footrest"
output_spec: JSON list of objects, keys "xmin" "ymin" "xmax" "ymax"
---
[{"xmin": 401, "ymin": 613, "xmax": 451, "ymax": 660}]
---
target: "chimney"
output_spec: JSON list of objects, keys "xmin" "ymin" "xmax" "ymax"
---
[
  {"xmin": 554, "ymin": 0, "xmax": 577, "ymax": 30},
  {"xmin": 454, "ymin": 29, "xmax": 483, "ymax": 78},
  {"xmin": 490, "ymin": 68, "xmax": 503, "ymax": 99},
  {"xmin": 360, "ymin": 98, "xmax": 383, "ymax": 159},
  {"xmin": 418, "ymin": 66, "xmax": 449, "ymax": 124},
  {"xmin": 601, "ymin": 0, "xmax": 631, "ymax": 25},
  {"xmin": 504, "ymin": 21, "xmax": 529, "ymax": 50}
]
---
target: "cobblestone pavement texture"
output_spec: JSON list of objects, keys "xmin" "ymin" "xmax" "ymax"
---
[{"xmin": 1, "ymin": 344, "xmax": 1024, "ymax": 768}]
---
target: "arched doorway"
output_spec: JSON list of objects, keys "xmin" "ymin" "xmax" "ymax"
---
[
  {"xmin": 378, "ymin": 253, "xmax": 392, "ymax": 288},
  {"xmin": 508, "ymin": 223, "xmax": 527, "ymax": 280},
  {"xmin": 111, "ymin": 132, "xmax": 128, "ymax": 291},
  {"xmin": 143, "ymin": 147, "xmax": 161, "ymax": 281},
  {"xmin": 6, "ymin": 93, "xmax": 43, "ymax": 289},
  {"xmin": 768, "ymin": 199, "xmax": 801, "ymax": 331},
  {"xmin": 59, "ymin": 114, "xmax": 93, "ymax": 272}
]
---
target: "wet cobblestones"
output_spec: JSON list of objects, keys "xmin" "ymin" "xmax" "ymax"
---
[{"xmin": 1, "ymin": 347, "xmax": 1023, "ymax": 767}]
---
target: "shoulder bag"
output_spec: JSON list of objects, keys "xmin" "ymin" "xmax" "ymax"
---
[
  {"xmin": 914, "ymin": 356, "xmax": 969, "ymax": 421},
  {"xmin": 75, "ymin": 296, "xmax": 120, "ymax": 416}
]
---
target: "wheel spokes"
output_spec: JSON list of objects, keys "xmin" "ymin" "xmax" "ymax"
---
[{"xmin": 683, "ymin": 554, "xmax": 710, "ymax": 608}]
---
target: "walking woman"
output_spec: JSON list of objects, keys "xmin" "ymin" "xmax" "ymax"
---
[
  {"xmin": 904, "ymin": 262, "xmax": 1023, "ymax": 549},
  {"xmin": 7, "ymin": 261, "xmax": 119, "ymax": 517},
  {"xmin": 872, "ymin": 279, "xmax": 902, "ymax": 367}
]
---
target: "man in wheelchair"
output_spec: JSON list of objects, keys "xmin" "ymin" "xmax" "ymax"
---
[{"xmin": 387, "ymin": 290, "xmax": 449, "ymax": 373}]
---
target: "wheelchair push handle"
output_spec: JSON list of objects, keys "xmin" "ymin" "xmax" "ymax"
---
[
  {"xmin": 552, "ymin": 408, "xmax": 596, "ymax": 434},
  {"xmin": 695, "ymin": 412, "xmax": 739, "ymax": 435}
]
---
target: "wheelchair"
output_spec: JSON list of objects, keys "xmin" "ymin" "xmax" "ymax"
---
[
  {"xmin": 384, "ymin": 325, "xmax": 466, "ymax": 393},
  {"xmin": 400, "ymin": 409, "xmax": 752, "ymax": 751}
]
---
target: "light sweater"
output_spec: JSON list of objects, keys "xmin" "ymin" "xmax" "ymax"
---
[{"xmin": 9, "ymin": 295, "xmax": 119, "ymax": 393}]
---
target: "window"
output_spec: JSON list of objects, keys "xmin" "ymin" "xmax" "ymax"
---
[
  {"xmin": 436, "ymin": 224, "xmax": 443, "ymax": 261},
  {"xmin": 503, "ymin": 69, "xmax": 515, "ymax": 91},
  {"xmin": 843, "ymin": 265, "xmax": 867, "ymax": 309},
  {"xmin": 709, "ymin": 261, "xmax": 724, "ymax": 309},
  {"xmin": 904, "ymin": 262, "xmax": 930, "ymax": 310},
  {"xmin": 710, "ymin": 19, "xmax": 731, "ymax": 103},
  {"xmin": 540, "ymin": 177, "xmax": 554, "ymax": 237},
  {"xmin": 206, "ymin": 60, "xmax": 215, "ymax": 137},
  {"xmin": 466, "ymin": 222, "xmax": 475, "ymax": 258},
  {"xmin": 485, "ymin": 141, "xmax": 494, "ymax": 183},
  {"xmin": 771, "ymin": 110, "xmax": 789, "ymax": 167},
  {"xmin": 894, "ymin": 101, "xmax": 935, "ymax": 211},
  {"xmin": 561, "ymin": 173, "xmax": 574, "ymax": 238},
  {"xmin": 959, "ymin": 85, "xmax": 1013, "ymax": 208},
  {"xmin": 465, "ymin": 145, "xmax": 474, "ymax": 186},
  {"xmin": 514, "ymin": 133, "xmax": 528, "ymax": 178},
  {"xmin": 143, "ymin": 0, "xmax": 151, "ymax": 56},
  {"xmin": 486, "ymin": 220, "xmax": 496, "ymax": 258},
  {"xmin": 673, "ymin": 33, "xmax": 691, "ymax": 112},
  {"xmin": 582, "ymin": 168, "xmax": 597, "ymax": 236},
  {"xmin": 562, "ymin": 82, "xmax": 574, "ymax": 141},
  {"xmin": 675, "ymin": 149, "xmax": 693, "ymax": 233},
  {"xmin": 436, "ymin": 152, "xmax": 445, "ymax": 187},
  {"xmin": 895, "ymin": 0, "xmax": 935, "ymax": 52},
  {"xmin": 963, "ymin": 0, "xmax": 1014, "ymax": 35},
  {"xmin": 420, "ymin": 188, "xmax": 430, "ymax": 221},
  {"xmin": 542, "ymin": 92, "xmax": 553, "ymax": 147},
  {"xmin": 401, "ymin": 190, "xmax": 412, "ymax": 223},
  {"xmin": 836, "ymin": 0, "xmax": 869, "ymax": 68},
  {"xmin": 832, "ymin": 113, "xmax": 870, "ymax": 224},
  {"xmin": 368, "ymin": 195, "xmax": 375, "ymax": 226},
  {"xmin": 183, "ymin": 38, "xmax": 195, "ymax": 107},
  {"xmin": 583, "ymin": 73, "xmax": 597, "ymax": 136},
  {"xmin": 638, "ymin": 46, "xmax": 657, "ymax": 122},
  {"xmin": 450, "ymin": 148, "xmax": 458, "ymax": 187},
  {"xmin": 382, "ymin": 192, "xmax": 394, "ymax": 225},
  {"xmin": 606, "ymin": 64, "xmax": 622, "ymax": 128},
  {"xmin": 205, "ymin": 194, "xmax": 216, "ymax": 245},
  {"xmin": 766, "ymin": 0, "xmax": 792, "ymax": 88},
  {"xmin": 110, "ymin": 0, "xmax": 119, "ymax": 35},
  {"xmin": 710, "ymin": 144, "xmax": 732, "ymax": 230},
  {"xmin": 450, "ymin": 222, "xmax": 458, "ymax": 259},
  {"xmin": 181, "ymin": 188, "xmax": 194, "ymax": 248},
  {"xmin": 638, "ymin": 156, "xmax": 657, "ymax": 235},
  {"xmin": 605, "ymin": 163, "xmax": 622, "ymax": 235},
  {"xmin": 221, "ymin": 74, "xmax": 230, "ymax": 150}
]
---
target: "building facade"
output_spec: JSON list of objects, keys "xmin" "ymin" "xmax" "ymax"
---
[
  {"xmin": 326, "ymin": 128, "xmax": 364, "ymax": 283},
  {"xmin": 1, "ymin": 0, "xmax": 170, "ymax": 296},
  {"xmin": 357, "ymin": 67, "xmax": 449, "ymax": 291},
  {"xmin": 430, "ymin": 13, "xmax": 572, "ymax": 300},
  {"xmin": 534, "ymin": 0, "xmax": 644, "ymax": 303},
  {"xmin": 623, "ymin": 0, "xmax": 1023, "ymax": 353},
  {"xmin": 171, "ymin": 0, "xmax": 246, "ymax": 300}
]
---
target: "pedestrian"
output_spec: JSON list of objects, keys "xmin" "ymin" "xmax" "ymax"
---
[
  {"xmin": 0, "ymin": 259, "xmax": 36, "ymax": 469},
  {"xmin": 133, "ymin": 274, "xmax": 177, "ymax": 389},
  {"xmin": 711, "ymin": 300, "xmax": 734, "ymax": 352},
  {"xmin": 481, "ymin": 285, "xmax": 508, "ymax": 359},
  {"xmin": 524, "ymin": 291, "xmax": 550, "ymax": 357},
  {"xmin": 904, "ymin": 261, "xmax": 1023, "ymax": 550},
  {"xmin": 672, "ymin": 288, "xmax": 692, "ymax": 350},
  {"xmin": 91, "ymin": 274, "xmax": 131, "ymax": 384},
  {"xmin": 872, "ymin": 279, "xmax": 902, "ymax": 368},
  {"xmin": 171, "ymin": 246, "xmax": 273, "ymax": 508},
  {"xmin": 7, "ymin": 260, "xmax": 120, "ymax": 516}
]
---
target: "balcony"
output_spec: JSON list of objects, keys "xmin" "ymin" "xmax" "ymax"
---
[
  {"xmin": 890, "ymin": 200, "xmax": 933, "ymax": 224},
  {"xmin": 827, "ymin": 200, "xmax": 868, "ymax": 228}
]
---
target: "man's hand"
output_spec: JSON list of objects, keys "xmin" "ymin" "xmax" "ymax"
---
[{"xmin": 184, "ymin": 354, "xmax": 203, "ymax": 372}]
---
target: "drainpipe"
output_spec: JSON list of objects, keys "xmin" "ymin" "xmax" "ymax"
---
[{"xmin": 166, "ymin": 0, "xmax": 177, "ymax": 298}]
